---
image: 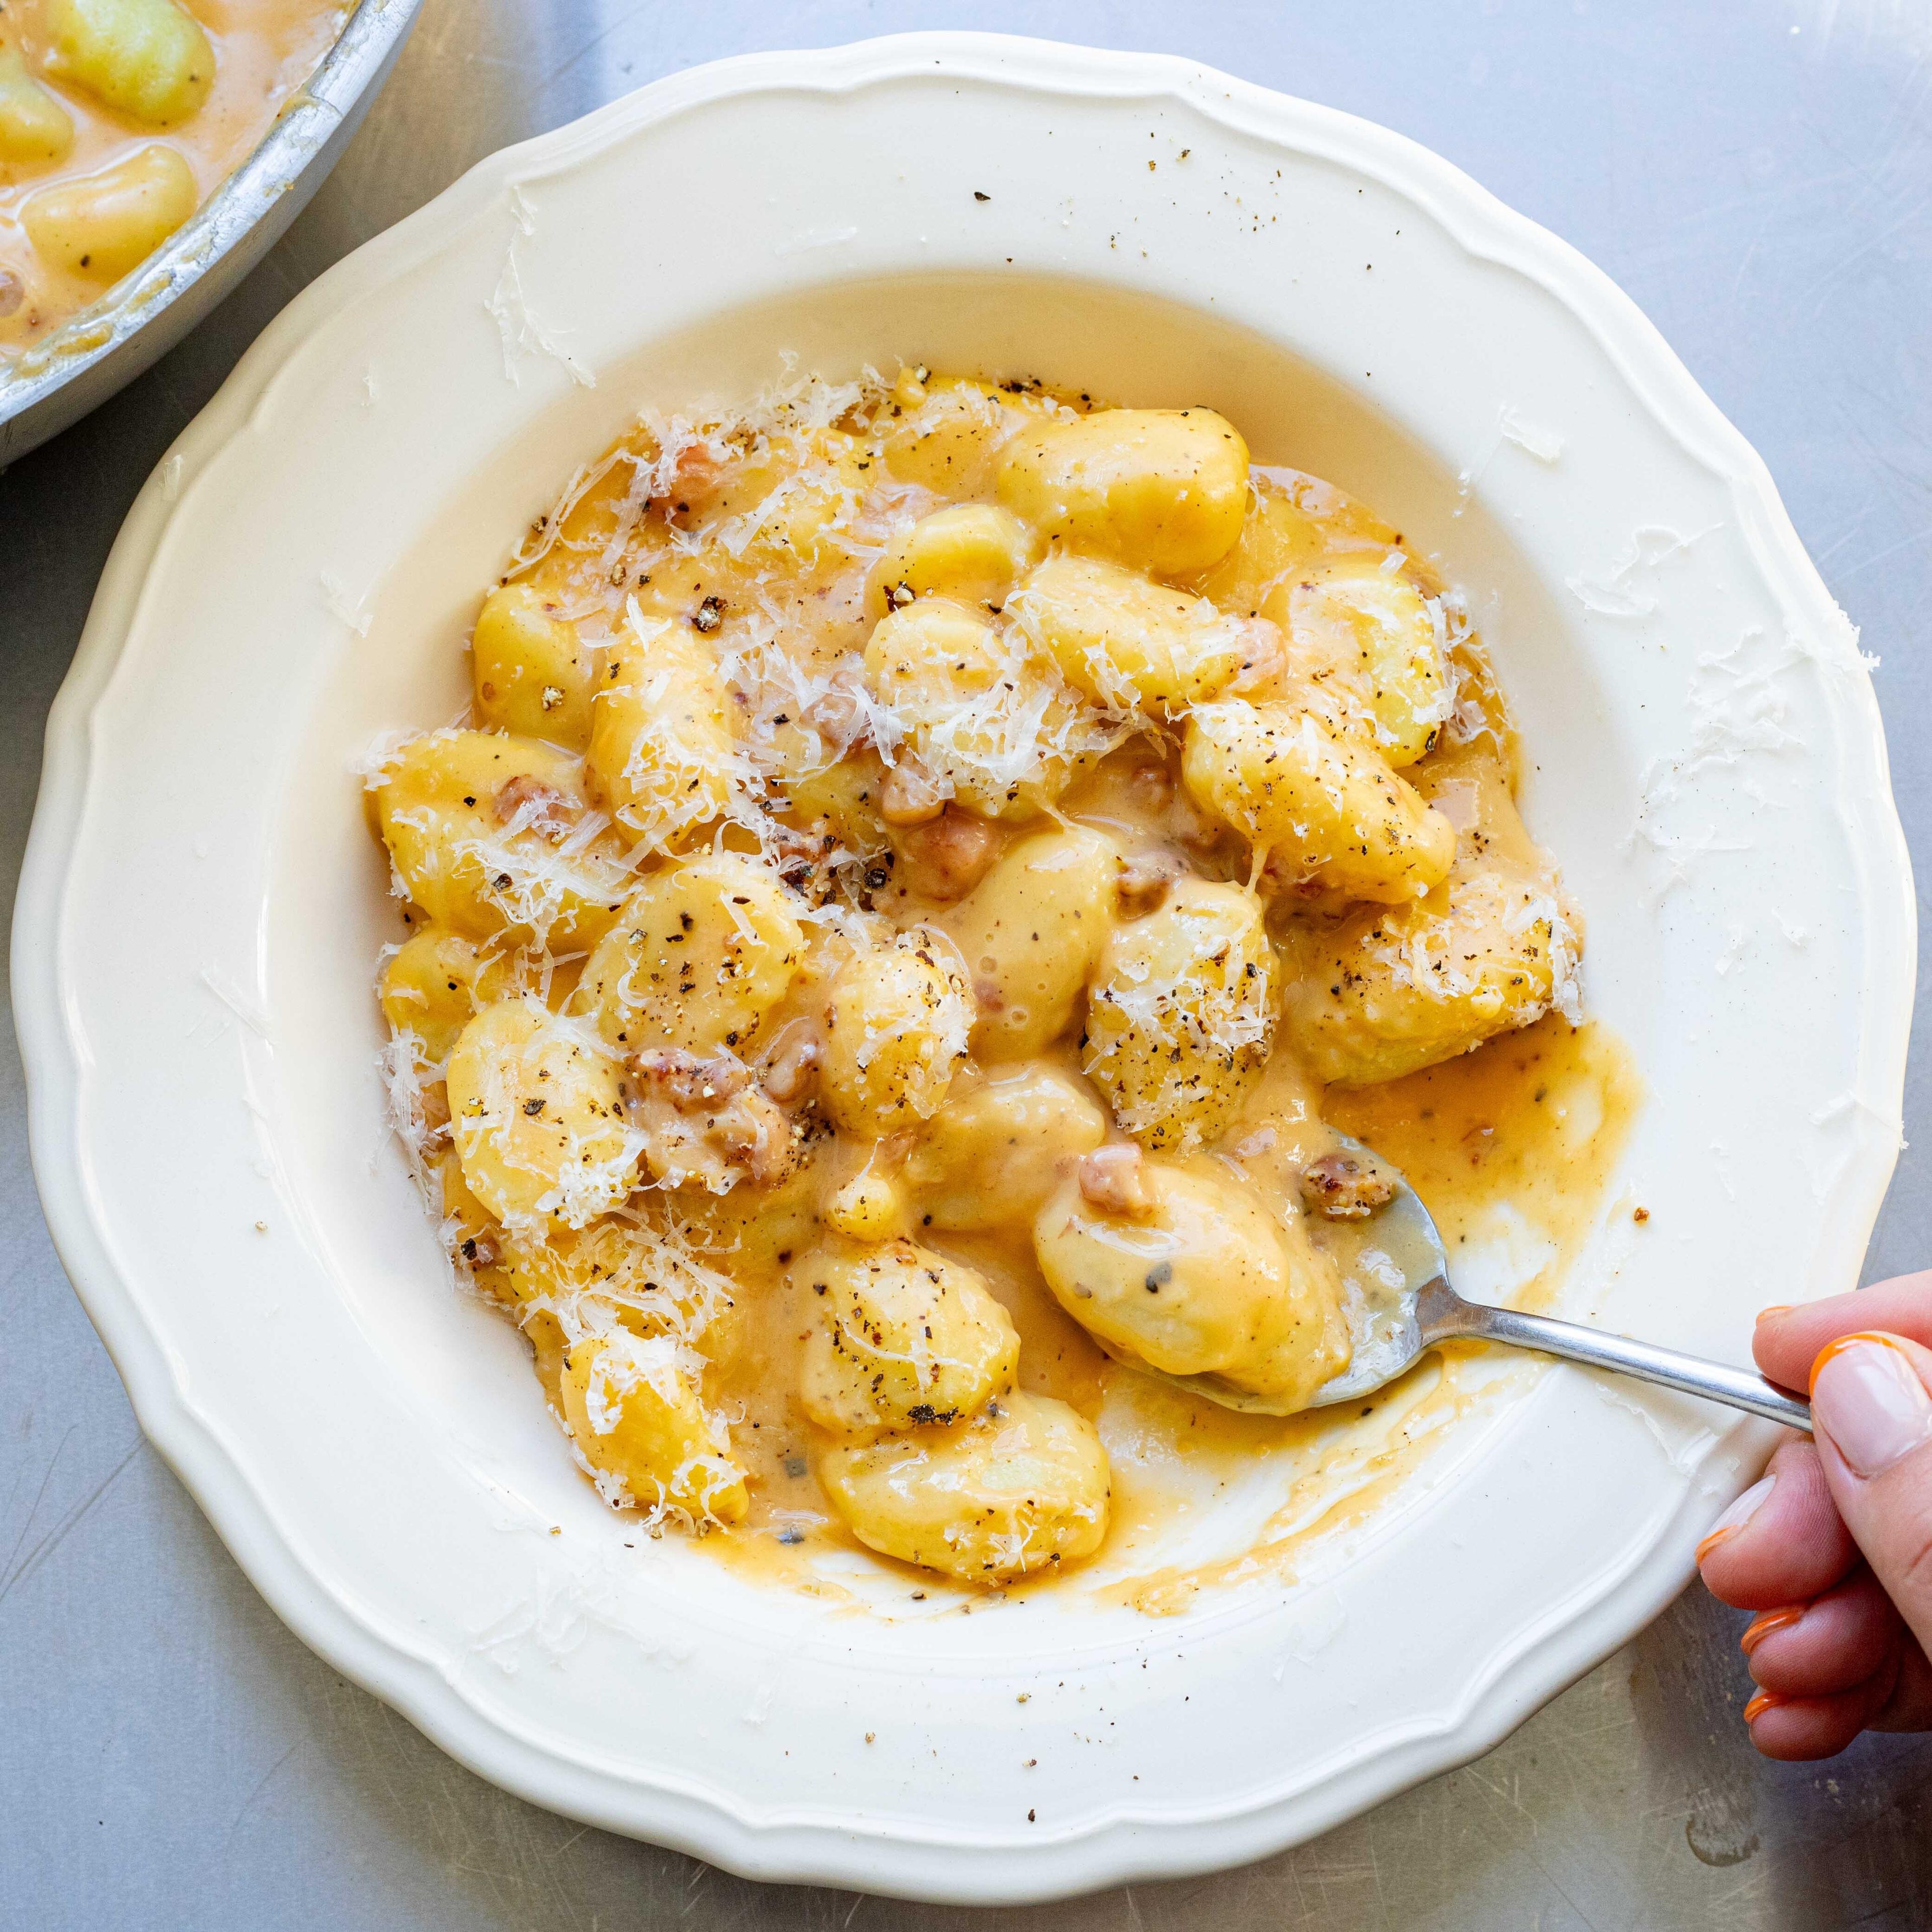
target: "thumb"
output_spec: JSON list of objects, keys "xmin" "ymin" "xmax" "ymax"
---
[{"xmin": 1808, "ymin": 1333, "xmax": 1932, "ymax": 1654}]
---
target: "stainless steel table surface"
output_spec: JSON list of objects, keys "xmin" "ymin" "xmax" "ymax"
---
[{"xmin": 5, "ymin": 4, "xmax": 1930, "ymax": 1926}]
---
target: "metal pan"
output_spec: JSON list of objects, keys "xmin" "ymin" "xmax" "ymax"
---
[{"xmin": 0, "ymin": 0, "xmax": 422, "ymax": 465}]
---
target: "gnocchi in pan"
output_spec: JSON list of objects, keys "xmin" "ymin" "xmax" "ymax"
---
[
  {"xmin": 0, "ymin": 0, "xmax": 346, "ymax": 352},
  {"xmin": 366, "ymin": 366, "xmax": 1585, "ymax": 1589}
]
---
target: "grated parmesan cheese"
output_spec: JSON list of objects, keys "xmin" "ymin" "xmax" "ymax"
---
[{"xmin": 363, "ymin": 361, "xmax": 1589, "ymax": 1569}]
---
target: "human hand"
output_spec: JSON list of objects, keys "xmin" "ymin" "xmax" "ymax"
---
[{"xmin": 1696, "ymin": 1273, "xmax": 1932, "ymax": 1759}]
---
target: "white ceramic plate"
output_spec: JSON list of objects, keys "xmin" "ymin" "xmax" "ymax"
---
[{"xmin": 14, "ymin": 33, "xmax": 1914, "ymax": 1904}]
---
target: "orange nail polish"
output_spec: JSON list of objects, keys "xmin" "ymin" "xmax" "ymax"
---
[
  {"xmin": 1743, "ymin": 1692, "xmax": 1783, "ymax": 1724},
  {"xmin": 1809, "ymin": 1330, "xmax": 1912, "ymax": 1397},
  {"xmin": 1694, "ymin": 1474, "xmax": 1779, "ymax": 1567},
  {"xmin": 1756, "ymin": 1305, "xmax": 1795, "ymax": 1323},
  {"xmin": 1740, "ymin": 1605, "xmax": 1807, "ymax": 1655}
]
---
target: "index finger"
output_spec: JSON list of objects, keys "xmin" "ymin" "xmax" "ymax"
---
[{"xmin": 1754, "ymin": 1273, "xmax": 1932, "ymax": 1392}]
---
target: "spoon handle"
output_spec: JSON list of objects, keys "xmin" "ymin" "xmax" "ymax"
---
[{"xmin": 1419, "ymin": 1281, "xmax": 1813, "ymax": 1431}]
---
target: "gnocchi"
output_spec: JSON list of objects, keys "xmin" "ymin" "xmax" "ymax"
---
[
  {"xmin": 589, "ymin": 612, "xmax": 736, "ymax": 850},
  {"xmin": 996, "ymin": 407, "xmax": 1250, "ymax": 577},
  {"xmin": 1181, "ymin": 686, "xmax": 1457, "ymax": 905},
  {"xmin": 559, "ymin": 1330, "xmax": 749, "ymax": 1523},
  {"xmin": 20, "ymin": 139, "xmax": 194, "ymax": 278},
  {"xmin": 821, "ymin": 929, "xmax": 974, "ymax": 1138},
  {"xmin": 1282, "ymin": 855, "xmax": 1582, "ymax": 1086},
  {"xmin": 1008, "ymin": 552, "xmax": 1268, "ymax": 716},
  {"xmin": 862, "ymin": 596, "xmax": 1092, "ymax": 818},
  {"xmin": 1283, "ymin": 560, "xmax": 1450, "ymax": 768},
  {"xmin": 370, "ymin": 730, "xmax": 630, "ymax": 953},
  {"xmin": 1082, "ymin": 878, "xmax": 1275, "ymax": 1153},
  {"xmin": 798, "ymin": 1239, "xmax": 1020, "ymax": 1436},
  {"xmin": 479, "ymin": 1208, "xmax": 731, "ymax": 1350},
  {"xmin": 879, "ymin": 370, "xmax": 1050, "ymax": 495},
  {"xmin": 0, "ymin": 44, "xmax": 74, "ymax": 164},
  {"xmin": 446, "ymin": 1000, "xmax": 640, "ymax": 1231},
  {"xmin": 433, "ymin": 1148, "xmax": 512, "ymax": 1305},
  {"xmin": 869, "ymin": 503, "xmax": 1042, "ymax": 617},
  {"xmin": 570, "ymin": 850, "xmax": 804, "ymax": 1057},
  {"xmin": 43, "ymin": 0, "xmax": 213, "ymax": 127},
  {"xmin": 942, "ymin": 824, "xmax": 1118, "ymax": 1060},
  {"xmin": 1193, "ymin": 472, "xmax": 1327, "ymax": 615},
  {"xmin": 368, "ymin": 367, "xmax": 1589, "ymax": 1587},
  {"xmin": 822, "ymin": 1159, "xmax": 908, "ymax": 1243},
  {"xmin": 780, "ymin": 746, "xmax": 892, "ymax": 865},
  {"xmin": 1033, "ymin": 1159, "xmax": 1350, "ymax": 1408},
  {"xmin": 819, "ymin": 1393, "xmax": 1110, "ymax": 1583},
  {"xmin": 902, "ymin": 1063, "xmax": 1109, "ymax": 1230},
  {"xmin": 379, "ymin": 927, "xmax": 518, "ymax": 1066},
  {"xmin": 472, "ymin": 584, "xmax": 598, "ymax": 750}
]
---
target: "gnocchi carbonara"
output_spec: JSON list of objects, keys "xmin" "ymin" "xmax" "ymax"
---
[
  {"xmin": 1, "ymin": 0, "xmax": 346, "ymax": 353},
  {"xmin": 365, "ymin": 368, "xmax": 1582, "ymax": 1588}
]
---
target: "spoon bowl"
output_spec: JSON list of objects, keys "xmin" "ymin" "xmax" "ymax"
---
[{"xmin": 1120, "ymin": 1135, "xmax": 1814, "ymax": 1430}]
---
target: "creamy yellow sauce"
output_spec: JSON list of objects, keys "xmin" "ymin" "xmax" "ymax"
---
[
  {"xmin": 701, "ymin": 1014, "xmax": 1640, "ymax": 1609},
  {"xmin": 1102, "ymin": 1014, "xmax": 1641, "ymax": 1616},
  {"xmin": 365, "ymin": 366, "xmax": 1629, "ymax": 1609},
  {"xmin": 0, "ymin": 0, "xmax": 345, "ymax": 354}
]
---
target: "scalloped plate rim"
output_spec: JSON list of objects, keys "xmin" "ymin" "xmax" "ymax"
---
[{"xmin": 12, "ymin": 31, "xmax": 1914, "ymax": 1905}]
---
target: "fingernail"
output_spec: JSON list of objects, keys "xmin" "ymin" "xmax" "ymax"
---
[
  {"xmin": 1696, "ymin": 1473, "xmax": 1777, "ymax": 1563},
  {"xmin": 1743, "ymin": 1691, "xmax": 1783, "ymax": 1724},
  {"xmin": 1810, "ymin": 1335, "xmax": 1932, "ymax": 1478},
  {"xmin": 1740, "ymin": 1605, "xmax": 1807, "ymax": 1655},
  {"xmin": 1756, "ymin": 1305, "xmax": 1795, "ymax": 1323}
]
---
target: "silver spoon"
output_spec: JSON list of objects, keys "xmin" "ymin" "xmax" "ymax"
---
[{"xmin": 1128, "ymin": 1134, "xmax": 1813, "ymax": 1429}]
